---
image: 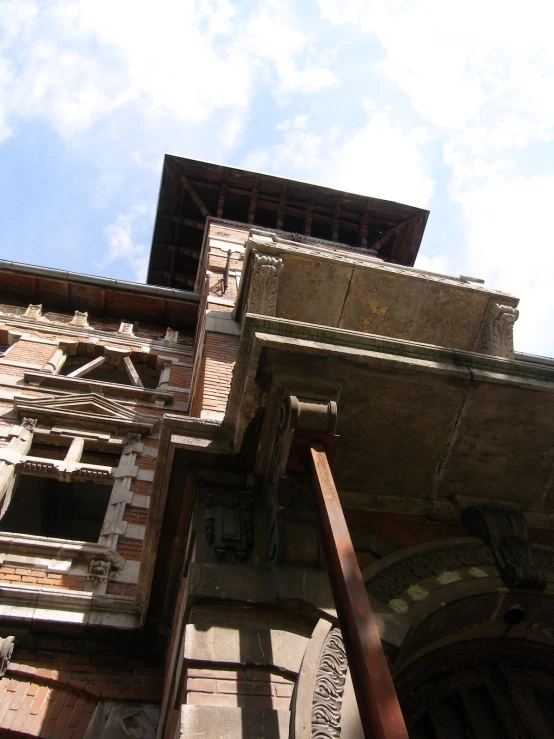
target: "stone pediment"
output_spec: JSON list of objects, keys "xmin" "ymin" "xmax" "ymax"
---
[{"xmin": 14, "ymin": 392, "xmax": 155, "ymax": 433}]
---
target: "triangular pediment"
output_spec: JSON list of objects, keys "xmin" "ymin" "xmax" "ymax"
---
[{"xmin": 14, "ymin": 393, "xmax": 155, "ymax": 433}]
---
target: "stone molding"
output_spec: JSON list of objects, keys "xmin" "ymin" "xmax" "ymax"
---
[
  {"xmin": 246, "ymin": 253, "xmax": 283, "ymax": 316},
  {"xmin": 14, "ymin": 392, "xmax": 156, "ymax": 433},
  {"xmin": 476, "ymin": 302, "xmax": 519, "ymax": 358},
  {"xmin": 23, "ymin": 370, "xmax": 173, "ymax": 406}
]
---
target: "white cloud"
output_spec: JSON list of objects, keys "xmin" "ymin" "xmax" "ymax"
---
[
  {"xmin": 102, "ymin": 204, "xmax": 150, "ymax": 282},
  {"xmin": 261, "ymin": 106, "xmax": 433, "ymax": 208},
  {"xmin": 332, "ymin": 107, "xmax": 434, "ymax": 207},
  {"xmin": 317, "ymin": 0, "xmax": 554, "ymax": 355}
]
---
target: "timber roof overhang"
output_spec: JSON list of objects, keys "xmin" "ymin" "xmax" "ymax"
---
[
  {"xmin": 0, "ymin": 260, "xmax": 200, "ymax": 331},
  {"xmin": 147, "ymin": 155, "xmax": 430, "ymax": 290}
]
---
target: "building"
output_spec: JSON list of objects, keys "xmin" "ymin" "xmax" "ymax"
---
[{"xmin": 0, "ymin": 155, "xmax": 554, "ymax": 738}]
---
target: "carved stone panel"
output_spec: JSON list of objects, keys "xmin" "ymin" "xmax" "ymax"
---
[
  {"xmin": 204, "ymin": 489, "xmax": 254, "ymax": 562},
  {"xmin": 476, "ymin": 303, "xmax": 519, "ymax": 358},
  {"xmin": 462, "ymin": 506, "xmax": 545, "ymax": 590},
  {"xmin": 247, "ymin": 253, "xmax": 283, "ymax": 316}
]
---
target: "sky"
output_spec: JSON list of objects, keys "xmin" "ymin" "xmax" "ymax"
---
[{"xmin": 1, "ymin": 0, "xmax": 553, "ymax": 356}]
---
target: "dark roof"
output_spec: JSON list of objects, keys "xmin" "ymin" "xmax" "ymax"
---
[
  {"xmin": 0, "ymin": 260, "xmax": 199, "ymax": 330},
  {"xmin": 147, "ymin": 155, "xmax": 429, "ymax": 289}
]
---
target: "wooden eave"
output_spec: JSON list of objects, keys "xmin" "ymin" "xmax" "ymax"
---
[
  {"xmin": 0, "ymin": 262, "xmax": 200, "ymax": 331},
  {"xmin": 147, "ymin": 155, "xmax": 429, "ymax": 290}
]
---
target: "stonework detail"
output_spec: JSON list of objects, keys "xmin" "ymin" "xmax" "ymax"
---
[
  {"xmin": 24, "ymin": 304, "xmax": 42, "ymax": 318},
  {"xmin": 70, "ymin": 310, "xmax": 89, "ymax": 327},
  {"xmin": 119, "ymin": 321, "xmax": 134, "ymax": 335},
  {"xmin": 311, "ymin": 627, "xmax": 348, "ymax": 739},
  {"xmin": 366, "ymin": 543, "xmax": 495, "ymax": 603},
  {"xmin": 247, "ymin": 253, "xmax": 283, "ymax": 316},
  {"xmin": 462, "ymin": 506, "xmax": 545, "ymax": 590},
  {"xmin": 477, "ymin": 302, "xmax": 519, "ymax": 358},
  {"xmin": 164, "ymin": 327, "xmax": 179, "ymax": 343},
  {"xmin": 0, "ymin": 636, "xmax": 15, "ymax": 677},
  {"xmin": 86, "ymin": 559, "xmax": 111, "ymax": 585},
  {"xmin": 204, "ymin": 489, "xmax": 254, "ymax": 561}
]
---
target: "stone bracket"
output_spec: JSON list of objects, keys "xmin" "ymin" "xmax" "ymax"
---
[{"xmin": 462, "ymin": 505, "xmax": 545, "ymax": 590}]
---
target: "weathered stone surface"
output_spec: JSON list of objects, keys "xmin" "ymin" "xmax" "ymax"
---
[
  {"xmin": 180, "ymin": 705, "xmax": 290, "ymax": 739},
  {"xmin": 84, "ymin": 702, "xmax": 159, "ymax": 738},
  {"xmin": 184, "ymin": 623, "xmax": 309, "ymax": 674}
]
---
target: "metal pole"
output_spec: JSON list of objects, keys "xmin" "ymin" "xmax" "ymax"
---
[{"xmin": 308, "ymin": 441, "xmax": 408, "ymax": 739}]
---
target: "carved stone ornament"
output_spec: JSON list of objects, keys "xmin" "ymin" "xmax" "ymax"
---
[
  {"xmin": 21, "ymin": 418, "xmax": 37, "ymax": 432},
  {"xmin": 311, "ymin": 627, "xmax": 348, "ymax": 739},
  {"xmin": 204, "ymin": 489, "xmax": 254, "ymax": 562},
  {"xmin": 119, "ymin": 705, "xmax": 158, "ymax": 738},
  {"xmin": 477, "ymin": 302, "xmax": 519, "ymax": 358},
  {"xmin": 86, "ymin": 559, "xmax": 111, "ymax": 584},
  {"xmin": 0, "ymin": 636, "xmax": 15, "ymax": 677},
  {"xmin": 24, "ymin": 304, "xmax": 42, "ymax": 318},
  {"xmin": 462, "ymin": 506, "xmax": 545, "ymax": 590},
  {"xmin": 118, "ymin": 322, "xmax": 134, "ymax": 335},
  {"xmin": 163, "ymin": 327, "xmax": 179, "ymax": 343},
  {"xmin": 246, "ymin": 253, "xmax": 283, "ymax": 316},
  {"xmin": 70, "ymin": 310, "xmax": 89, "ymax": 327},
  {"xmin": 367, "ymin": 543, "xmax": 495, "ymax": 604}
]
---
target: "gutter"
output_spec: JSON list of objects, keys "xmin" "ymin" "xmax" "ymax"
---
[{"xmin": 0, "ymin": 259, "xmax": 201, "ymax": 304}]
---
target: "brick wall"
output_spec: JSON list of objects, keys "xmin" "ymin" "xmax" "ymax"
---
[
  {"xmin": 201, "ymin": 333, "xmax": 239, "ymax": 414},
  {"xmin": 4, "ymin": 340, "xmax": 55, "ymax": 368},
  {"xmin": 0, "ymin": 655, "xmax": 162, "ymax": 737},
  {"xmin": 184, "ymin": 666, "xmax": 294, "ymax": 711}
]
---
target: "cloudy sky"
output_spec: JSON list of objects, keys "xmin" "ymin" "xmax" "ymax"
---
[{"xmin": 1, "ymin": 0, "xmax": 553, "ymax": 356}]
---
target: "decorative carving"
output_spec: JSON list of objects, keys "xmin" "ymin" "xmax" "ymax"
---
[
  {"xmin": 21, "ymin": 418, "xmax": 36, "ymax": 432},
  {"xmin": 125, "ymin": 433, "xmax": 142, "ymax": 445},
  {"xmin": 204, "ymin": 489, "xmax": 254, "ymax": 562},
  {"xmin": 462, "ymin": 506, "xmax": 545, "ymax": 590},
  {"xmin": 119, "ymin": 322, "xmax": 134, "ymax": 335},
  {"xmin": 367, "ymin": 543, "xmax": 495, "ymax": 603},
  {"xmin": 70, "ymin": 310, "xmax": 89, "ymax": 327},
  {"xmin": 477, "ymin": 303, "xmax": 519, "ymax": 358},
  {"xmin": 311, "ymin": 627, "xmax": 348, "ymax": 739},
  {"xmin": 0, "ymin": 636, "xmax": 15, "ymax": 677},
  {"xmin": 163, "ymin": 327, "xmax": 179, "ymax": 343},
  {"xmin": 14, "ymin": 392, "xmax": 155, "ymax": 434},
  {"xmin": 74, "ymin": 467, "xmax": 112, "ymax": 482},
  {"xmin": 86, "ymin": 559, "xmax": 111, "ymax": 584},
  {"xmin": 20, "ymin": 459, "xmax": 56, "ymax": 474},
  {"xmin": 24, "ymin": 304, "xmax": 42, "ymax": 318},
  {"xmin": 247, "ymin": 253, "xmax": 283, "ymax": 316},
  {"xmin": 119, "ymin": 705, "xmax": 159, "ymax": 738}
]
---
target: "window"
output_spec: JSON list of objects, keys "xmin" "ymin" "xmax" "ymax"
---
[
  {"xmin": 0, "ymin": 476, "xmax": 111, "ymax": 542},
  {"xmin": 0, "ymin": 433, "xmax": 121, "ymax": 543},
  {"xmin": 60, "ymin": 349, "xmax": 161, "ymax": 388}
]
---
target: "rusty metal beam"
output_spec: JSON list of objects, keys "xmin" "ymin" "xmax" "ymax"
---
[{"xmin": 308, "ymin": 441, "xmax": 408, "ymax": 739}]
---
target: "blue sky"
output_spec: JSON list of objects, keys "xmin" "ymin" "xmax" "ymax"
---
[{"xmin": 1, "ymin": 0, "xmax": 553, "ymax": 356}]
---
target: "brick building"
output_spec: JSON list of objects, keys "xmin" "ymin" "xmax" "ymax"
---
[{"xmin": 1, "ymin": 156, "xmax": 554, "ymax": 737}]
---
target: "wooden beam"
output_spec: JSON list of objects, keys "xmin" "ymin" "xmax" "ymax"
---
[
  {"xmin": 217, "ymin": 184, "xmax": 227, "ymax": 218},
  {"xmin": 169, "ymin": 159, "xmax": 210, "ymax": 218},
  {"xmin": 158, "ymin": 244, "xmax": 200, "ymax": 261},
  {"xmin": 332, "ymin": 203, "xmax": 341, "ymax": 241},
  {"xmin": 308, "ymin": 441, "xmax": 408, "ymax": 739},
  {"xmin": 67, "ymin": 355, "xmax": 106, "ymax": 379},
  {"xmin": 248, "ymin": 179, "xmax": 259, "ymax": 224},
  {"xmin": 277, "ymin": 186, "xmax": 287, "ymax": 230},
  {"xmin": 159, "ymin": 214, "xmax": 205, "ymax": 231}
]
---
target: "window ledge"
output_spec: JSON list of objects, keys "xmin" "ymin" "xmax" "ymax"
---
[{"xmin": 0, "ymin": 532, "xmax": 125, "ymax": 569}]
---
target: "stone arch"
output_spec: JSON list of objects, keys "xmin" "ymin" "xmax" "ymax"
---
[{"xmin": 292, "ymin": 536, "xmax": 554, "ymax": 738}]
